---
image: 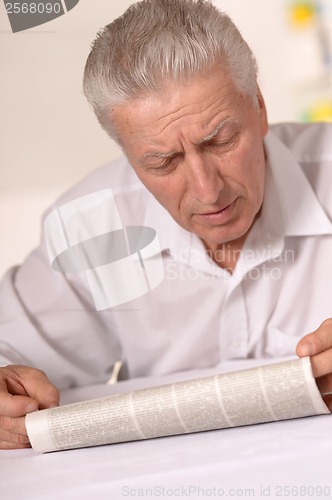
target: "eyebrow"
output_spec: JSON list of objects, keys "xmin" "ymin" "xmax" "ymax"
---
[
  {"xmin": 143, "ymin": 150, "xmax": 177, "ymax": 160},
  {"xmin": 142, "ymin": 117, "xmax": 236, "ymax": 161},
  {"xmin": 198, "ymin": 117, "xmax": 234, "ymax": 144}
]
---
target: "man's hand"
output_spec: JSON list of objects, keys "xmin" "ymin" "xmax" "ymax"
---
[
  {"xmin": 296, "ymin": 318, "xmax": 332, "ymax": 410},
  {"xmin": 0, "ymin": 365, "xmax": 59, "ymax": 450}
]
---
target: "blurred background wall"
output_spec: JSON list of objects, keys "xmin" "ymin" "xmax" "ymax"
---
[{"xmin": 1, "ymin": 0, "xmax": 331, "ymax": 278}]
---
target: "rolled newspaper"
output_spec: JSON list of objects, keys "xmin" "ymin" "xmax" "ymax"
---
[{"xmin": 26, "ymin": 357, "xmax": 330, "ymax": 453}]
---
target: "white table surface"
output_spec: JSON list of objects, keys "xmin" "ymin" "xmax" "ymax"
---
[{"xmin": 1, "ymin": 359, "xmax": 332, "ymax": 500}]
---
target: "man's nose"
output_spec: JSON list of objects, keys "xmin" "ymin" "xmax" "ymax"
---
[{"xmin": 185, "ymin": 153, "xmax": 224, "ymax": 206}]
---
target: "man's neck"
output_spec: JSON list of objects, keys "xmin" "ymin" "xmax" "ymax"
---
[{"xmin": 203, "ymin": 235, "xmax": 247, "ymax": 273}]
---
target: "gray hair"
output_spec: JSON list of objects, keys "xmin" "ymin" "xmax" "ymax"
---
[{"xmin": 83, "ymin": 0, "xmax": 258, "ymax": 139}]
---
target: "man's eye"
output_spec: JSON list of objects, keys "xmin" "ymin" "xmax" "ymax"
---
[
  {"xmin": 204, "ymin": 133, "xmax": 239, "ymax": 150},
  {"xmin": 216, "ymin": 136, "xmax": 236, "ymax": 146},
  {"xmin": 154, "ymin": 162, "xmax": 174, "ymax": 174},
  {"xmin": 159, "ymin": 159, "xmax": 173, "ymax": 169},
  {"xmin": 151, "ymin": 157, "xmax": 179, "ymax": 174}
]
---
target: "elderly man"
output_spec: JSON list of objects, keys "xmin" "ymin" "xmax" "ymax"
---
[{"xmin": 0, "ymin": 0, "xmax": 331, "ymax": 449}]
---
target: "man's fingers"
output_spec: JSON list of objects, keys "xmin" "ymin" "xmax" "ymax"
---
[
  {"xmin": 0, "ymin": 439, "xmax": 31, "ymax": 450},
  {"xmin": 0, "ymin": 365, "xmax": 60, "ymax": 411},
  {"xmin": 0, "ymin": 414, "xmax": 28, "ymax": 436},
  {"xmin": 0, "ymin": 426, "xmax": 30, "ymax": 446},
  {"xmin": 296, "ymin": 320, "xmax": 332, "ymax": 407},
  {"xmin": 315, "ymin": 373, "xmax": 332, "ymax": 395},
  {"xmin": 309, "ymin": 349, "xmax": 332, "ymax": 379},
  {"xmin": 0, "ymin": 393, "xmax": 38, "ymax": 418},
  {"xmin": 0, "ymin": 442, "xmax": 31, "ymax": 450},
  {"xmin": 310, "ymin": 352, "xmax": 332, "ymax": 411},
  {"xmin": 322, "ymin": 395, "xmax": 332, "ymax": 412},
  {"xmin": 296, "ymin": 319, "xmax": 332, "ymax": 357},
  {"xmin": 12, "ymin": 367, "xmax": 60, "ymax": 409},
  {"xmin": 315, "ymin": 374, "xmax": 332, "ymax": 411},
  {"xmin": 0, "ymin": 365, "xmax": 60, "ymax": 450},
  {"xmin": 0, "ymin": 415, "xmax": 31, "ymax": 450}
]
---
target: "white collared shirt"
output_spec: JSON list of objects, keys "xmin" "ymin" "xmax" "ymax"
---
[{"xmin": 0, "ymin": 122, "xmax": 332, "ymax": 389}]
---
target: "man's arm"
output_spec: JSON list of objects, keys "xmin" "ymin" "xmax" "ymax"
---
[
  {"xmin": 0, "ymin": 365, "xmax": 59, "ymax": 449},
  {"xmin": 0, "ymin": 248, "xmax": 122, "ymax": 389},
  {"xmin": 297, "ymin": 318, "xmax": 332, "ymax": 410}
]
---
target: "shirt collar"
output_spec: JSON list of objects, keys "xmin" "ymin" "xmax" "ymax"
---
[
  {"xmin": 264, "ymin": 130, "xmax": 332, "ymax": 237},
  {"xmin": 234, "ymin": 129, "xmax": 332, "ymax": 279}
]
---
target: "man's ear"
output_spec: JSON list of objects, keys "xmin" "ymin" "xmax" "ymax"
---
[{"xmin": 256, "ymin": 87, "xmax": 269, "ymax": 137}]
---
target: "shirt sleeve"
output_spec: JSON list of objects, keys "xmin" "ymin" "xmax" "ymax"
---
[{"xmin": 0, "ymin": 241, "xmax": 123, "ymax": 390}]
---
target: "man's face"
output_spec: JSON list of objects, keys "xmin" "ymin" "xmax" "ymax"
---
[{"xmin": 112, "ymin": 65, "xmax": 268, "ymax": 254}]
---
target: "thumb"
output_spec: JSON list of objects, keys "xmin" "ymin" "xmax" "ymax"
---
[
  {"xmin": 0, "ymin": 366, "xmax": 59, "ymax": 416},
  {"xmin": 14, "ymin": 367, "xmax": 60, "ymax": 410}
]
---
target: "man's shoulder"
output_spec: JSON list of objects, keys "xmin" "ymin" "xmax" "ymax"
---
[
  {"xmin": 270, "ymin": 122, "xmax": 332, "ymax": 164},
  {"xmin": 50, "ymin": 155, "xmax": 145, "ymax": 208},
  {"xmin": 270, "ymin": 122, "xmax": 332, "ymax": 218}
]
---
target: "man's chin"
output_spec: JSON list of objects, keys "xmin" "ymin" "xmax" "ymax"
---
[{"xmin": 196, "ymin": 224, "xmax": 251, "ymax": 253}]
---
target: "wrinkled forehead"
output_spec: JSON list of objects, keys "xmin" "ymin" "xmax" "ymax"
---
[{"xmin": 110, "ymin": 64, "xmax": 249, "ymax": 140}]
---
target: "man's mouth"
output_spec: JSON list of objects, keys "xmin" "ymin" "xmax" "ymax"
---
[
  {"xmin": 201, "ymin": 202, "xmax": 233, "ymax": 215},
  {"xmin": 196, "ymin": 199, "xmax": 238, "ymax": 225}
]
